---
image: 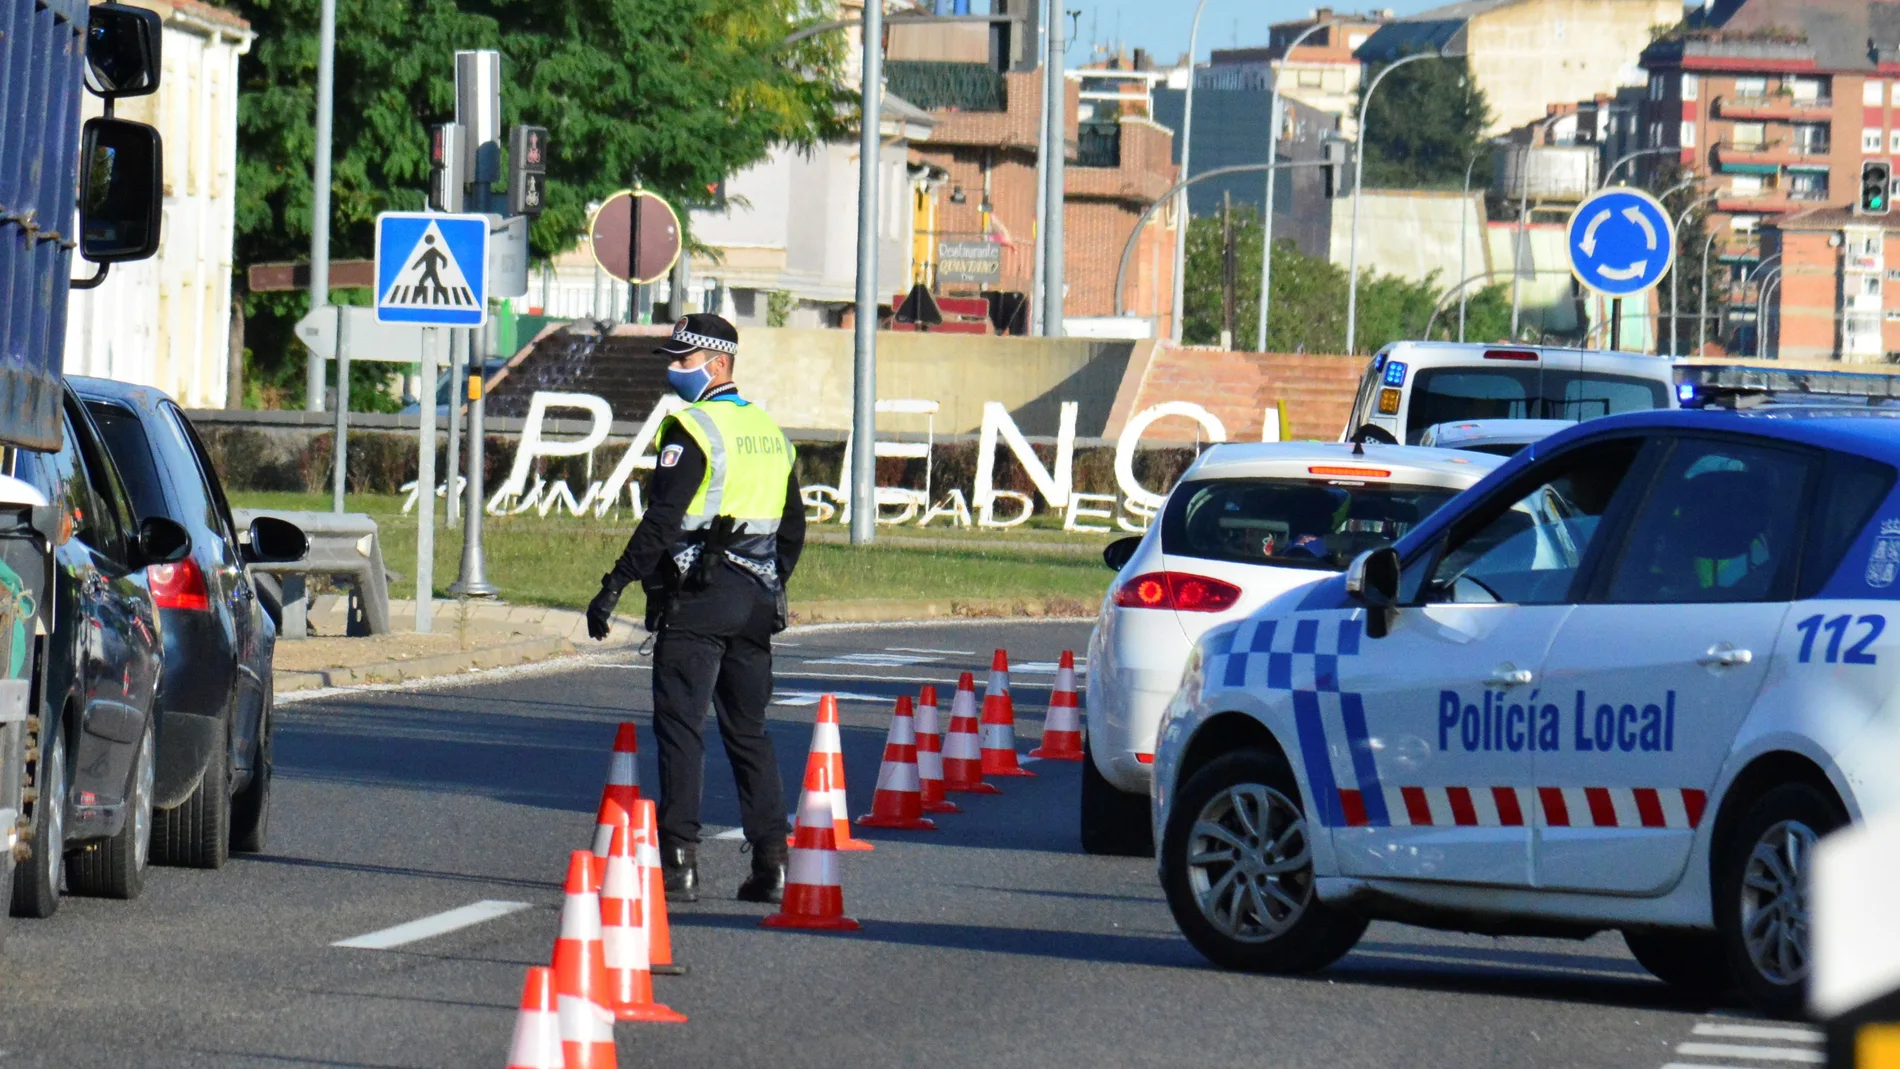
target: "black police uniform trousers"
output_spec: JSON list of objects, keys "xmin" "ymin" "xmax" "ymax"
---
[{"xmin": 649, "ymin": 561, "xmax": 790, "ymax": 851}]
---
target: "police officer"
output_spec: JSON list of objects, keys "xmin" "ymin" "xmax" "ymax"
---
[{"xmin": 586, "ymin": 313, "xmax": 804, "ymax": 905}]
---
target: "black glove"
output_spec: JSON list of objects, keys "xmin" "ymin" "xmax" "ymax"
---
[{"xmin": 587, "ymin": 576, "xmax": 623, "ymax": 641}]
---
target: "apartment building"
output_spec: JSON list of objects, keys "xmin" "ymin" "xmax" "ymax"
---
[
  {"xmin": 1199, "ymin": 8, "xmax": 1393, "ymax": 138},
  {"xmin": 1640, "ymin": 0, "xmax": 1900, "ymax": 267},
  {"xmin": 1761, "ymin": 209, "xmax": 1900, "ymax": 362}
]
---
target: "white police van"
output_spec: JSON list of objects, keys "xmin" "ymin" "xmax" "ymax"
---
[
  {"xmin": 1345, "ymin": 341, "xmax": 1676, "ymax": 446},
  {"xmin": 1150, "ymin": 403, "xmax": 1900, "ymax": 1017}
]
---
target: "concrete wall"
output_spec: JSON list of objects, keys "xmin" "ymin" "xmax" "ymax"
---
[
  {"xmin": 1106, "ymin": 343, "xmax": 1365, "ymax": 442},
  {"xmin": 1330, "ymin": 190, "xmax": 1490, "ymax": 288},
  {"xmin": 1468, "ymin": 0, "xmax": 1675, "ymax": 135}
]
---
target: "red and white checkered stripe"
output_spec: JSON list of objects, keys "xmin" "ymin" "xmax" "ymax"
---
[{"xmin": 1340, "ymin": 785, "xmax": 1708, "ymax": 829}]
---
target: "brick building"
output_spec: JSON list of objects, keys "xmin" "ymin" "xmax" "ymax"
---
[
  {"xmin": 1200, "ymin": 8, "xmax": 1393, "ymax": 138},
  {"xmin": 1762, "ymin": 208, "xmax": 1900, "ymax": 361},
  {"xmin": 895, "ymin": 59, "xmax": 1179, "ymax": 337}
]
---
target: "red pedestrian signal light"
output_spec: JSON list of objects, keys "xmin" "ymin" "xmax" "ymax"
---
[{"xmin": 1861, "ymin": 160, "xmax": 1892, "ymax": 216}]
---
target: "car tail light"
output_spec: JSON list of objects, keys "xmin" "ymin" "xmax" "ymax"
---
[
  {"xmin": 1113, "ymin": 571, "xmax": 1243, "ymax": 613},
  {"xmin": 148, "ymin": 558, "xmax": 210, "ymax": 611},
  {"xmin": 1483, "ymin": 348, "xmax": 1538, "ymax": 361}
]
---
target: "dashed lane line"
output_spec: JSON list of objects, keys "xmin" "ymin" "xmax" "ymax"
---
[
  {"xmin": 886, "ymin": 647, "xmax": 975, "ymax": 655},
  {"xmin": 1692, "ymin": 1024, "xmax": 1824, "ymax": 1044},
  {"xmin": 331, "ymin": 900, "xmax": 532, "ymax": 950},
  {"xmin": 1672, "ymin": 1044, "xmax": 1822, "ymax": 1064}
]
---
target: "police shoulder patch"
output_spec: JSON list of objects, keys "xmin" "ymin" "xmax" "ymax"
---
[{"xmin": 660, "ymin": 444, "xmax": 684, "ymax": 468}]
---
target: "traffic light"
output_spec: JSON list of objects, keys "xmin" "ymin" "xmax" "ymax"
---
[
  {"xmin": 1322, "ymin": 138, "xmax": 1355, "ymax": 199},
  {"xmin": 509, "ymin": 124, "xmax": 548, "ymax": 217},
  {"xmin": 428, "ymin": 123, "xmax": 465, "ymax": 213},
  {"xmin": 1861, "ymin": 159, "xmax": 1892, "ymax": 215}
]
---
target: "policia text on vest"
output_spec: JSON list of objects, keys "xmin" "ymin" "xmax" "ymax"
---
[{"xmin": 586, "ymin": 313, "xmax": 806, "ymax": 906}]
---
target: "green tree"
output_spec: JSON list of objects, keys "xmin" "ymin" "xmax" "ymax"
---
[
  {"xmin": 1181, "ymin": 205, "xmax": 1515, "ymax": 354},
  {"xmin": 1359, "ymin": 57, "xmax": 1492, "ymax": 190},
  {"xmin": 230, "ymin": 0, "xmax": 845, "ymax": 405},
  {"xmin": 1649, "ymin": 166, "xmax": 1724, "ymax": 355}
]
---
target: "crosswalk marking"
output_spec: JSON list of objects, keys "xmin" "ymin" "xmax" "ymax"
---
[
  {"xmin": 1673, "ymin": 1042, "xmax": 1823, "ymax": 1064},
  {"xmin": 807, "ymin": 652, "xmax": 944, "ymax": 667},
  {"xmin": 331, "ymin": 900, "xmax": 530, "ymax": 949},
  {"xmin": 1692, "ymin": 1024, "xmax": 1823, "ymax": 1044}
]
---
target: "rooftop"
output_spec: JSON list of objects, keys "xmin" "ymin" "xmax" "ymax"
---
[{"xmin": 1645, "ymin": 0, "xmax": 1900, "ymax": 72}]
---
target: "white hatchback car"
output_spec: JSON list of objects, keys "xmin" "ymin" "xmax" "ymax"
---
[{"xmin": 1082, "ymin": 442, "xmax": 1502, "ymax": 854}]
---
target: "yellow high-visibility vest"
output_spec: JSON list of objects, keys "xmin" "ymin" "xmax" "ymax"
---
[{"xmin": 665, "ymin": 394, "xmax": 794, "ymax": 565}]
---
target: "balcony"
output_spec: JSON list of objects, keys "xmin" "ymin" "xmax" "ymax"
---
[
  {"xmin": 1714, "ymin": 92, "xmax": 1834, "ymax": 121},
  {"xmin": 1712, "ymin": 138, "xmax": 1829, "ymax": 169},
  {"xmin": 886, "ymin": 61, "xmax": 1006, "ymax": 113},
  {"xmin": 1075, "ymin": 122, "xmax": 1121, "ymax": 168}
]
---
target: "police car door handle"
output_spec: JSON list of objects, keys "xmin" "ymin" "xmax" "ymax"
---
[
  {"xmin": 1485, "ymin": 666, "xmax": 1534, "ymax": 689},
  {"xmin": 1697, "ymin": 644, "xmax": 1753, "ymax": 668}
]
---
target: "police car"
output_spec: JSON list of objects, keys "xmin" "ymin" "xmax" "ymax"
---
[
  {"xmin": 1150, "ymin": 406, "xmax": 1900, "ymax": 1017},
  {"xmin": 1083, "ymin": 442, "xmax": 1503, "ymax": 855}
]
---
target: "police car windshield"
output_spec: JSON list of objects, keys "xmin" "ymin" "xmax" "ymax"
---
[
  {"xmin": 1162, "ymin": 477, "xmax": 1459, "ymax": 571},
  {"xmin": 1405, "ymin": 368, "xmax": 1668, "ymax": 443}
]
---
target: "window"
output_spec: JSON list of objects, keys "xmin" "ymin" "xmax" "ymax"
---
[
  {"xmin": 1603, "ymin": 438, "xmax": 1814, "ymax": 604},
  {"xmin": 58, "ymin": 403, "xmax": 127, "ymax": 565},
  {"xmin": 166, "ymin": 403, "xmax": 239, "ymax": 545},
  {"xmin": 1649, "ymin": 121, "xmax": 1664, "ymax": 147},
  {"xmin": 1680, "ymin": 121, "xmax": 1697, "ymax": 148},
  {"xmin": 1296, "ymin": 69, "xmax": 1323, "ymax": 89},
  {"xmin": 1866, "ymin": 128, "xmax": 1884, "ymax": 152},
  {"xmin": 1649, "ymin": 74, "xmax": 1664, "ymax": 102},
  {"xmin": 1403, "ymin": 368, "xmax": 1669, "ymax": 442},
  {"xmin": 1735, "ymin": 76, "xmax": 1768, "ymax": 98},
  {"xmin": 1794, "ymin": 123, "xmax": 1829, "ymax": 154},
  {"xmin": 1417, "ymin": 439, "xmax": 1646, "ymax": 606},
  {"xmin": 1865, "ymin": 275, "xmax": 1884, "ymax": 298},
  {"xmin": 1891, "ymin": 130, "xmax": 1900, "ymax": 154},
  {"xmin": 1682, "ymin": 73, "xmax": 1699, "ymax": 101},
  {"xmin": 84, "ymin": 402, "xmax": 170, "ymax": 525},
  {"xmin": 1347, "ymin": 32, "xmax": 1367, "ymax": 49},
  {"xmin": 1798, "ymin": 454, "xmax": 1896, "ymax": 598},
  {"xmin": 1790, "ymin": 76, "xmax": 1826, "ymax": 103},
  {"xmin": 1161, "ymin": 478, "xmax": 1459, "ymax": 572},
  {"xmin": 1732, "ymin": 122, "xmax": 1767, "ymax": 150},
  {"xmin": 1790, "ymin": 171, "xmax": 1828, "ymax": 199},
  {"xmin": 1730, "ymin": 173, "xmax": 1764, "ymax": 196},
  {"xmin": 1870, "ymin": 80, "xmax": 1891, "ymax": 106},
  {"xmin": 1544, "ymin": 372, "xmax": 1673, "ymax": 422},
  {"xmin": 1732, "ymin": 214, "xmax": 1762, "ymax": 232}
]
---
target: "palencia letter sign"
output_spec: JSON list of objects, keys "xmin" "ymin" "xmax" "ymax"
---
[{"xmin": 402, "ymin": 391, "xmax": 1246, "ymax": 534}]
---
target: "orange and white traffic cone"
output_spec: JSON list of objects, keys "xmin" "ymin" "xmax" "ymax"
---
[
  {"xmin": 914, "ymin": 685, "xmax": 960, "ymax": 814},
  {"xmin": 551, "ymin": 851, "xmax": 618, "ymax": 1069},
  {"xmin": 790, "ymin": 696, "xmax": 874, "ymax": 851},
  {"xmin": 942, "ymin": 672, "xmax": 1000, "ymax": 795},
  {"xmin": 631, "ymin": 799, "xmax": 685, "ymax": 976},
  {"xmin": 600, "ymin": 823, "xmax": 686, "ymax": 1023},
  {"xmin": 591, "ymin": 723, "xmax": 642, "ymax": 858},
  {"xmin": 505, "ymin": 966, "xmax": 563, "ymax": 1069},
  {"xmin": 763, "ymin": 764, "xmax": 860, "ymax": 931},
  {"xmin": 1029, "ymin": 650, "xmax": 1085, "ymax": 761},
  {"xmin": 980, "ymin": 649, "xmax": 1035, "ymax": 778},
  {"xmin": 855, "ymin": 695, "xmax": 936, "ymax": 831}
]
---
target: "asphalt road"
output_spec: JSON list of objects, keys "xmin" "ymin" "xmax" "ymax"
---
[{"xmin": 0, "ymin": 619, "xmax": 1820, "ymax": 1068}]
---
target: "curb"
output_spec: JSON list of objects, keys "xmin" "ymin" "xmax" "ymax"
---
[
  {"xmin": 274, "ymin": 634, "xmax": 579, "ymax": 692},
  {"xmin": 788, "ymin": 596, "xmax": 1096, "ymax": 625}
]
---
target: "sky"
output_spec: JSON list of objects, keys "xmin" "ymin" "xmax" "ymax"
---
[{"xmin": 1051, "ymin": 0, "xmax": 1456, "ymax": 67}]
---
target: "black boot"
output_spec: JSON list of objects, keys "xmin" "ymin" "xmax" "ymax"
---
[
  {"xmin": 661, "ymin": 844, "xmax": 699, "ymax": 903},
  {"xmin": 735, "ymin": 838, "xmax": 787, "ymax": 904}
]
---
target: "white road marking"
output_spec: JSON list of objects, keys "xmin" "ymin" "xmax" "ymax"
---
[
  {"xmin": 886, "ymin": 647, "xmax": 974, "ymax": 655},
  {"xmin": 777, "ymin": 669, "xmax": 1084, "ymax": 687},
  {"xmin": 1673, "ymin": 1043, "xmax": 1823, "ymax": 1064},
  {"xmin": 331, "ymin": 900, "xmax": 531, "ymax": 950},
  {"xmin": 1661, "ymin": 1063, "xmax": 1776, "ymax": 1069},
  {"xmin": 1692, "ymin": 1024, "xmax": 1823, "ymax": 1044},
  {"xmin": 712, "ymin": 827, "xmax": 747, "ymax": 841},
  {"xmin": 807, "ymin": 652, "xmax": 944, "ymax": 667},
  {"xmin": 1019, "ymin": 754, "xmax": 1042, "ymax": 764},
  {"xmin": 1011, "ymin": 659, "xmax": 1089, "ymax": 674},
  {"xmin": 771, "ymin": 690, "xmax": 895, "ymax": 707}
]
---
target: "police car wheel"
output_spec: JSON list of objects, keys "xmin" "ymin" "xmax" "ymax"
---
[
  {"xmin": 1080, "ymin": 736, "xmax": 1152, "ymax": 857},
  {"xmin": 1714, "ymin": 782, "xmax": 1844, "ymax": 1019},
  {"xmin": 1621, "ymin": 930, "xmax": 1730, "ymax": 1000},
  {"xmin": 1160, "ymin": 750, "xmax": 1365, "ymax": 973}
]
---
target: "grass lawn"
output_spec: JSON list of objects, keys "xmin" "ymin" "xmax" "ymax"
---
[{"xmin": 231, "ymin": 491, "xmax": 1118, "ymax": 614}]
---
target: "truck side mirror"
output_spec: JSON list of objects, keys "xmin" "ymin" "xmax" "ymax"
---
[
  {"xmin": 86, "ymin": 3, "xmax": 162, "ymax": 99},
  {"xmin": 1345, "ymin": 546, "xmax": 1401, "ymax": 639},
  {"xmin": 79, "ymin": 118, "xmax": 163, "ymax": 264}
]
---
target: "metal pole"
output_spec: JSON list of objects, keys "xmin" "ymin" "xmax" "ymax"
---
[
  {"xmin": 1603, "ymin": 145, "xmax": 1676, "ymax": 187},
  {"xmin": 1256, "ymin": 20, "xmax": 1335, "ymax": 353},
  {"xmin": 330, "ymin": 309, "xmax": 349, "ymax": 512},
  {"xmin": 1346, "ymin": 51, "xmax": 1438, "ymax": 355},
  {"xmin": 306, "ymin": 0, "xmax": 337, "ymax": 412},
  {"xmin": 1029, "ymin": 13, "xmax": 1049, "ymax": 336},
  {"xmin": 1042, "ymin": 0, "xmax": 1066, "ymax": 337},
  {"xmin": 1610, "ymin": 297, "xmax": 1622, "ymax": 351},
  {"xmin": 1699, "ymin": 230, "xmax": 1717, "ymax": 356},
  {"xmin": 1458, "ymin": 153, "xmax": 1480, "ymax": 341},
  {"xmin": 848, "ymin": 0, "xmax": 882, "ymax": 546},
  {"xmin": 445, "ymin": 327, "xmax": 465, "ymax": 524},
  {"xmin": 450, "ymin": 339, "xmax": 496, "ymax": 598},
  {"xmin": 415, "ymin": 329, "xmax": 440, "ymax": 632},
  {"xmin": 1168, "ymin": 0, "xmax": 1211, "ymax": 344}
]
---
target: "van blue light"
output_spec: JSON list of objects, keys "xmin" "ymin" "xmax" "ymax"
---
[{"xmin": 1383, "ymin": 361, "xmax": 1408, "ymax": 387}]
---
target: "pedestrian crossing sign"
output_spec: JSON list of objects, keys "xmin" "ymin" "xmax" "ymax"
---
[{"xmin": 373, "ymin": 212, "xmax": 489, "ymax": 326}]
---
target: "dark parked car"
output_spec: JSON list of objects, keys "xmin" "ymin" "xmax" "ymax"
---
[
  {"xmin": 9, "ymin": 385, "xmax": 194, "ymax": 914},
  {"xmin": 71, "ymin": 378, "xmax": 306, "ymax": 870}
]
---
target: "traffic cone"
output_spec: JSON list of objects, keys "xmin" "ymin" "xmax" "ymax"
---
[
  {"xmin": 591, "ymin": 722, "xmax": 642, "ymax": 859},
  {"xmin": 980, "ymin": 650, "xmax": 1035, "ymax": 778},
  {"xmin": 790, "ymin": 696, "xmax": 874, "ymax": 851},
  {"xmin": 631, "ymin": 799, "xmax": 685, "ymax": 976},
  {"xmin": 855, "ymin": 695, "xmax": 937, "ymax": 831},
  {"xmin": 1029, "ymin": 650, "xmax": 1085, "ymax": 761},
  {"xmin": 942, "ymin": 672, "xmax": 1000, "ymax": 795},
  {"xmin": 914, "ymin": 685, "xmax": 960, "ymax": 814},
  {"xmin": 762, "ymin": 763, "xmax": 860, "ymax": 931},
  {"xmin": 550, "ymin": 851, "xmax": 618, "ymax": 1069},
  {"xmin": 600, "ymin": 823, "xmax": 686, "ymax": 1023},
  {"xmin": 505, "ymin": 966, "xmax": 563, "ymax": 1069}
]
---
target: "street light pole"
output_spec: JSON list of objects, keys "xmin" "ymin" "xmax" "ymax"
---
[
  {"xmin": 1603, "ymin": 145, "xmax": 1678, "ymax": 187},
  {"xmin": 1256, "ymin": 19, "xmax": 1336, "ymax": 353},
  {"xmin": 1041, "ymin": 0, "xmax": 1066, "ymax": 338},
  {"xmin": 307, "ymin": 0, "xmax": 337, "ymax": 412},
  {"xmin": 1509, "ymin": 114, "xmax": 1564, "ymax": 340},
  {"xmin": 1029, "ymin": 11, "xmax": 1049, "ymax": 336},
  {"xmin": 1168, "ymin": 0, "xmax": 1211, "ymax": 345},
  {"xmin": 849, "ymin": 0, "xmax": 882, "ymax": 546},
  {"xmin": 1699, "ymin": 229, "xmax": 1719, "ymax": 355},
  {"xmin": 1457, "ymin": 151, "xmax": 1483, "ymax": 341},
  {"xmin": 1345, "ymin": 51, "xmax": 1441, "ymax": 355},
  {"xmin": 1669, "ymin": 192, "xmax": 1717, "ymax": 355}
]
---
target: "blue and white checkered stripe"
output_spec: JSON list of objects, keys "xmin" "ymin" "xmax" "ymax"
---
[{"xmin": 1208, "ymin": 615, "xmax": 1388, "ymax": 828}]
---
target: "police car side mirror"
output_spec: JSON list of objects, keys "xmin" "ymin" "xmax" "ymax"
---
[{"xmin": 1346, "ymin": 546, "xmax": 1401, "ymax": 639}]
